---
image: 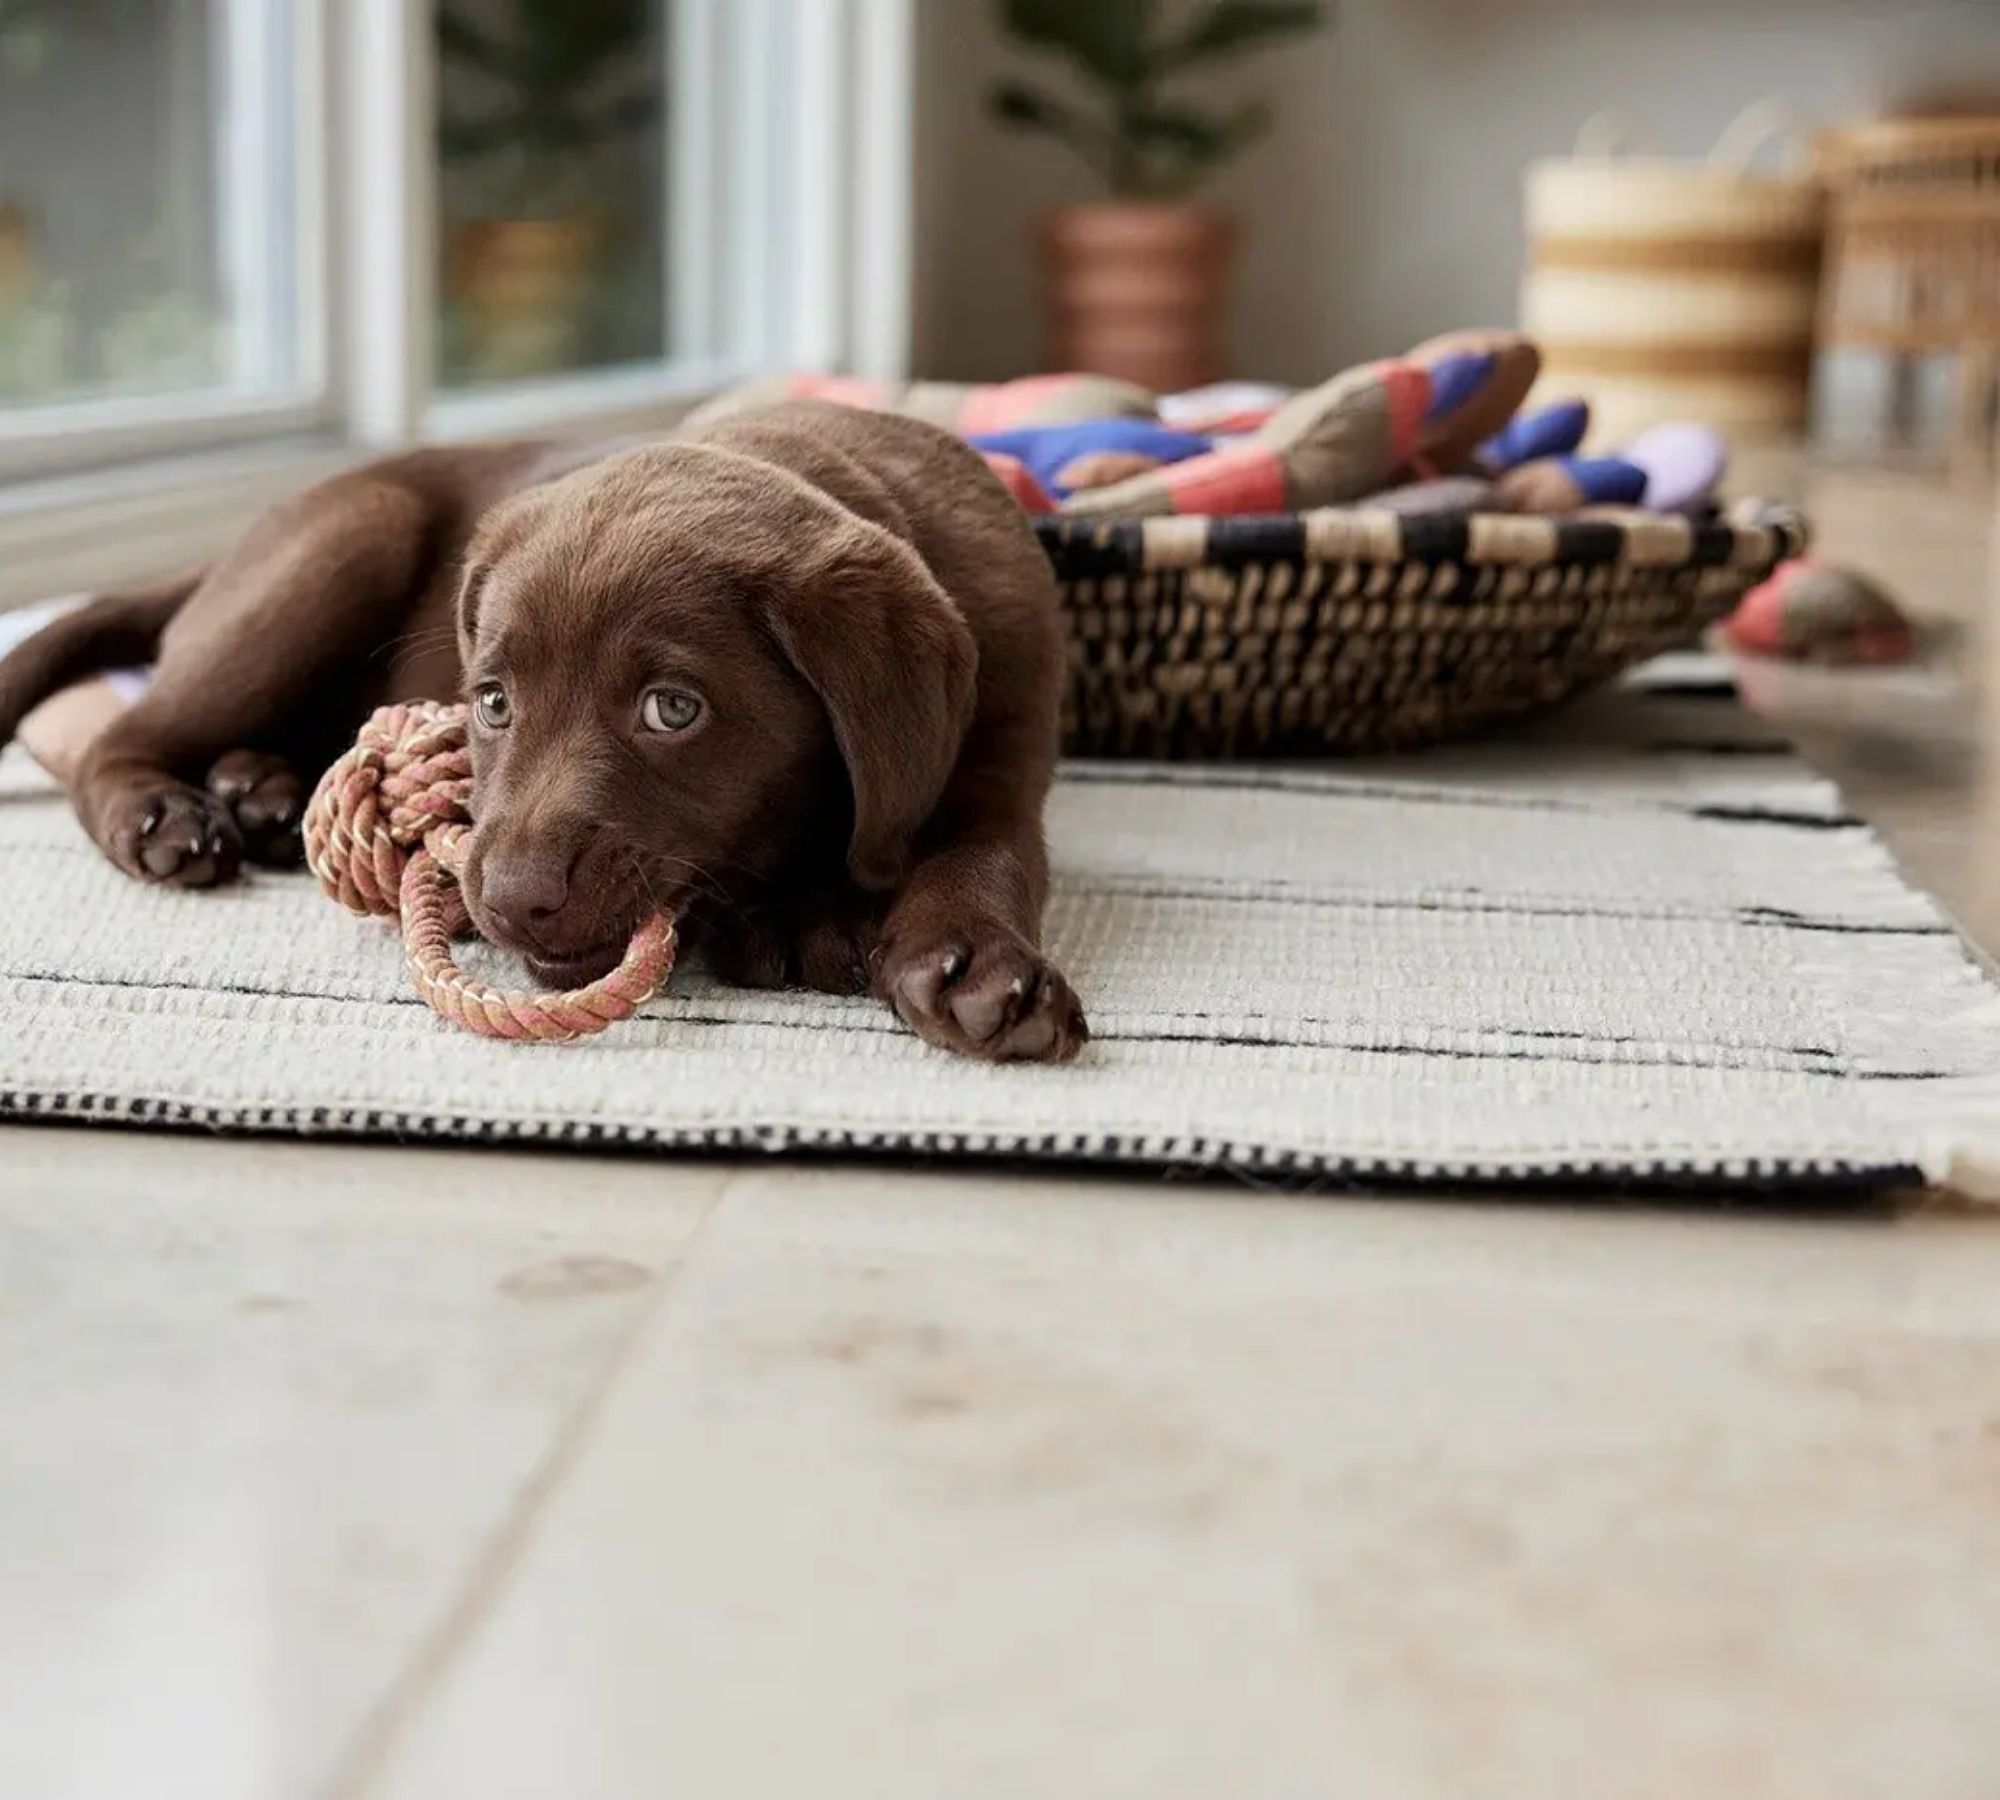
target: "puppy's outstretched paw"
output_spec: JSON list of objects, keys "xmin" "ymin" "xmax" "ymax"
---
[
  {"xmin": 104, "ymin": 782, "xmax": 243, "ymax": 888},
  {"xmin": 877, "ymin": 926, "xmax": 1087, "ymax": 1063}
]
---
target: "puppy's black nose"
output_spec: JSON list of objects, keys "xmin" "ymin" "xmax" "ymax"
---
[{"xmin": 478, "ymin": 853, "xmax": 573, "ymax": 942}]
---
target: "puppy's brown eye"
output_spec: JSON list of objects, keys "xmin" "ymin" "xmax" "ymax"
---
[
  {"xmin": 474, "ymin": 684, "xmax": 512, "ymax": 730},
  {"xmin": 641, "ymin": 688, "xmax": 702, "ymax": 733}
]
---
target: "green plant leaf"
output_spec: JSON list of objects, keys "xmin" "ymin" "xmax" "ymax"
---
[
  {"xmin": 436, "ymin": 8, "xmax": 520, "ymax": 82},
  {"xmin": 440, "ymin": 0, "xmax": 657, "ymax": 112},
  {"xmin": 1134, "ymin": 97, "xmax": 1271, "ymax": 154},
  {"xmin": 435, "ymin": 0, "xmax": 660, "ymax": 172},
  {"xmin": 1154, "ymin": 0, "xmax": 1326, "ymax": 71},
  {"xmin": 438, "ymin": 111, "xmax": 528, "ymax": 162},
  {"xmin": 997, "ymin": 0, "xmax": 1157, "ymax": 92},
  {"xmin": 1221, "ymin": 97, "xmax": 1275, "ymax": 148},
  {"xmin": 591, "ymin": 90, "xmax": 661, "ymax": 137},
  {"xmin": 988, "ymin": 80, "xmax": 1120, "ymax": 182},
  {"xmin": 1123, "ymin": 99, "xmax": 1274, "ymax": 197},
  {"xmin": 990, "ymin": 79, "xmax": 1070, "ymax": 132},
  {"xmin": 1125, "ymin": 101, "xmax": 1231, "ymax": 163}
]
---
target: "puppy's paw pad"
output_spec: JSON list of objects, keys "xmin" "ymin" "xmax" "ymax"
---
[
  {"xmin": 112, "ymin": 785, "xmax": 243, "ymax": 888},
  {"xmin": 207, "ymin": 751, "xmax": 305, "ymax": 866},
  {"xmin": 883, "ymin": 931, "xmax": 1087, "ymax": 1063}
]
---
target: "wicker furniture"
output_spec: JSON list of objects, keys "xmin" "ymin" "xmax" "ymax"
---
[
  {"xmin": 1037, "ymin": 503, "xmax": 1806, "ymax": 757},
  {"xmin": 1817, "ymin": 118, "xmax": 2000, "ymax": 472}
]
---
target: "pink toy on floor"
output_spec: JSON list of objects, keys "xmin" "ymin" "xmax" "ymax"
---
[{"xmin": 1721, "ymin": 559, "xmax": 1917, "ymax": 665}]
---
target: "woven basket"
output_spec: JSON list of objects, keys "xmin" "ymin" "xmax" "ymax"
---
[
  {"xmin": 1521, "ymin": 105, "xmax": 1825, "ymax": 444},
  {"xmin": 1037, "ymin": 502, "xmax": 1807, "ymax": 758}
]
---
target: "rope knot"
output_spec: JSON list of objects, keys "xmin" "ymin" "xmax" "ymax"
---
[
  {"xmin": 303, "ymin": 702, "xmax": 673, "ymax": 1043},
  {"xmin": 305, "ymin": 702, "xmax": 474, "ymax": 917}
]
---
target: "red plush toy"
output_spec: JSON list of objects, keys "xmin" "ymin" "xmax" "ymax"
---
[{"xmin": 1720, "ymin": 559, "xmax": 1918, "ymax": 665}]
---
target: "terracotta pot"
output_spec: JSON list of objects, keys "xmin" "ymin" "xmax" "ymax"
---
[
  {"xmin": 447, "ymin": 214, "xmax": 607, "ymax": 379},
  {"xmin": 1040, "ymin": 204, "xmax": 1236, "ymax": 393}
]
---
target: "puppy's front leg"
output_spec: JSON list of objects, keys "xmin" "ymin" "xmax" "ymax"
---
[{"xmin": 874, "ymin": 812, "xmax": 1087, "ymax": 1064}]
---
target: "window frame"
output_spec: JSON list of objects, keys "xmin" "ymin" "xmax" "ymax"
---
[
  {"xmin": 0, "ymin": 0, "xmax": 914, "ymax": 486},
  {"xmin": 0, "ymin": 0, "xmax": 337, "ymax": 483}
]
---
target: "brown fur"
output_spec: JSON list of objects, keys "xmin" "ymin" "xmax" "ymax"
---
[{"xmin": 0, "ymin": 402, "xmax": 1086, "ymax": 1062}]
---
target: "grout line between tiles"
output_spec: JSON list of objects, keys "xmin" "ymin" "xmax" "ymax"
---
[{"xmin": 324, "ymin": 1169, "xmax": 747, "ymax": 1800}]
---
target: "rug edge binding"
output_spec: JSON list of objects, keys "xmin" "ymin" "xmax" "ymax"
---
[{"xmin": 0, "ymin": 1084, "xmax": 1937, "ymax": 1200}]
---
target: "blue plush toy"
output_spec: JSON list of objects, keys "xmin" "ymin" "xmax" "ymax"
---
[
  {"xmin": 968, "ymin": 418, "xmax": 1214, "ymax": 502},
  {"xmin": 972, "ymin": 349, "xmax": 1506, "ymax": 503},
  {"xmin": 1479, "ymin": 398, "xmax": 1591, "ymax": 472}
]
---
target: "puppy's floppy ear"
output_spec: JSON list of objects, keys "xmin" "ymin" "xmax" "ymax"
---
[
  {"xmin": 456, "ymin": 485, "xmax": 558, "ymax": 660},
  {"xmin": 454, "ymin": 560, "xmax": 490, "ymax": 661},
  {"xmin": 763, "ymin": 521, "xmax": 978, "ymax": 891}
]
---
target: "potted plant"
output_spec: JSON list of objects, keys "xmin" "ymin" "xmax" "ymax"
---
[
  {"xmin": 990, "ymin": 0, "xmax": 1327, "ymax": 391},
  {"xmin": 437, "ymin": 0, "xmax": 659, "ymax": 380}
]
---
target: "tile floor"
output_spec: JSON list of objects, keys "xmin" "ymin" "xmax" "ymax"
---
[{"xmin": 1, "ymin": 452, "xmax": 1996, "ymax": 1799}]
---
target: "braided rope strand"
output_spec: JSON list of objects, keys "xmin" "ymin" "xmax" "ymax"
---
[{"xmin": 304, "ymin": 702, "xmax": 674, "ymax": 1042}]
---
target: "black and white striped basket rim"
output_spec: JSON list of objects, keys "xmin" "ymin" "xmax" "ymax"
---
[{"xmin": 1034, "ymin": 501, "xmax": 1809, "ymax": 579}]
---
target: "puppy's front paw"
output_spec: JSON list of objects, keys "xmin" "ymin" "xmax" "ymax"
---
[
  {"xmin": 104, "ymin": 783, "xmax": 243, "ymax": 888},
  {"xmin": 877, "ymin": 927, "xmax": 1087, "ymax": 1063},
  {"xmin": 207, "ymin": 750, "xmax": 306, "ymax": 867},
  {"xmin": 708, "ymin": 893, "xmax": 881, "ymax": 996}
]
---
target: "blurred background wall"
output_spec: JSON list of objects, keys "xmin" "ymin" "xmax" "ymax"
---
[{"xmin": 914, "ymin": 0, "xmax": 2000, "ymax": 385}]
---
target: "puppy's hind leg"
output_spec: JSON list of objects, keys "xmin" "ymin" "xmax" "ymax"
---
[
  {"xmin": 80, "ymin": 743, "xmax": 308, "ymax": 885},
  {"xmin": 69, "ymin": 476, "xmax": 436, "ymax": 888},
  {"xmin": 0, "ymin": 574, "xmax": 199, "ymax": 749},
  {"xmin": 78, "ymin": 718, "xmax": 243, "ymax": 888}
]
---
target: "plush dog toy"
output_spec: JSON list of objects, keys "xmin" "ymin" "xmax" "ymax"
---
[
  {"xmin": 699, "ymin": 330, "xmax": 1731, "ymax": 526},
  {"xmin": 1720, "ymin": 560, "xmax": 1918, "ymax": 665},
  {"xmin": 994, "ymin": 340, "xmax": 1544, "ymax": 519},
  {"xmin": 1006, "ymin": 358, "xmax": 1434, "ymax": 517},
  {"xmin": 1482, "ymin": 405, "xmax": 1728, "ymax": 517},
  {"xmin": 1404, "ymin": 328, "xmax": 1544, "ymax": 470}
]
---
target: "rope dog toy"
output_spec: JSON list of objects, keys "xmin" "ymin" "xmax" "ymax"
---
[{"xmin": 303, "ymin": 702, "xmax": 674, "ymax": 1042}]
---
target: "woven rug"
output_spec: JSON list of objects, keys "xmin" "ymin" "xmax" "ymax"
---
[{"xmin": 3, "ymin": 656, "xmax": 1997, "ymax": 1197}]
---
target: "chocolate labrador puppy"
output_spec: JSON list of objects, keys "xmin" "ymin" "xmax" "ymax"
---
[{"xmin": 0, "ymin": 401, "xmax": 1087, "ymax": 1062}]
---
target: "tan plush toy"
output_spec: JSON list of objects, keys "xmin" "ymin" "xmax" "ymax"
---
[{"xmin": 1059, "ymin": 358, "xmax": 1433, "ymax": 518}]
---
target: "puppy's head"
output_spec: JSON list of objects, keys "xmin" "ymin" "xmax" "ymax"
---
[{"xmin": 454, "ymin": 443, "xmax": 977, "ymax": 985}]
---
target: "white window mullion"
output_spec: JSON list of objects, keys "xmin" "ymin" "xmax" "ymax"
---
[
  {"xmin": 290, "ymin": 0, "xmax": 335, "ymax": 407},
  {"xmin": 849, "ymin": 0, "xmax": 914, "ymax": 379},
  {"xmin": 724, "ymin": 0, "xmax": 788, "ymax": 371},
  {"xmin": 342, "ymin": 0, "xmax": 437, "ymax": 446},
  {"xmin": 786, "ymin": 0, "xmax": 851, "ymax": 372},
  {"xmin": 217, "ymin": 0, "xmax": 283, "ymax": 391},
  {"xmin": 668, "ymin": 0, "xmax": 724, "ymax": 364},
  {"xmin": 218, "ymin": 0, "xmax": 331, "ymax": 399}
]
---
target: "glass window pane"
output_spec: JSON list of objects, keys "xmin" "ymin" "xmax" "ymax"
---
[
  {"xmin": 435, "ymin": 0, "xmax": 669, "ymax": 389},
  {"xmin": 0, "ymin": 0, "xmax": 304, "ymax": 412}
]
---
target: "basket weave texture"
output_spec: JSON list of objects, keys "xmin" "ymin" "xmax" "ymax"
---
[{"xmin": 1037, "ymin": 502, "xmax": 1806, "ymax": 757}]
